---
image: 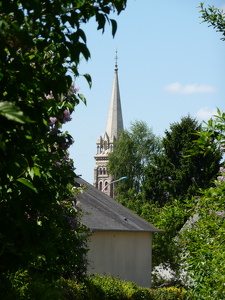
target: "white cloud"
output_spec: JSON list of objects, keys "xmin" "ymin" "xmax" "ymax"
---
[
  {"xmin": 164, "ymin": 82, "xmax": 216, "ymax": 94},
  {"xmin": 195, "ymin": 107, "xmax": 217, "ymax": 120}
]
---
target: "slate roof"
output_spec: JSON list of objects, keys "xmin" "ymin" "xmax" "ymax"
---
[{"xmin": 76, "ymin": 177, "xmax": 161, "ymax": 233}]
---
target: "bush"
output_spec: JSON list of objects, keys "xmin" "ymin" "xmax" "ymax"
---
[
  {"xmin": 0, "ymin": 272, "xmax": 186, "ymax": 300},
  {"xmin": 82, "ymin": 275, "xmax": 186, "ymax": 300}
]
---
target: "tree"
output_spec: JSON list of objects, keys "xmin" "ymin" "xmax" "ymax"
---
[
  {"xmin": 200, "ymin": 3, "xmax": 225, "ymax": 41},
  {"xmin": 107, "ymin": 120, "xmax": 162, "ymax": 199},
  {"xmin": 123, "ymin": 116, "xmax": 221, "ymax": 279},
  {"xmin": 177, "ymin": 5, "xmax": 225, "ymax": 297},
  {"xmin": 0, "ymin": 0, "xmax": 127, "ymax": 292},
  {"xmin": 180, "ymin": 177, "xmax": 225, "ymax": 299},
  {"xmin": 143, "ymin": 116, "xmax": 221, "ymax": 206},
  {"xmin": 179, "ymin": 110, "xmax": 225, "ymax": 299}
]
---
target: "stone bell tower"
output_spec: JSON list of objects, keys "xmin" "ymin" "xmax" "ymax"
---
[{"xmin": 94, "ymin": 55, "xmax": 124, "ymax": 197}]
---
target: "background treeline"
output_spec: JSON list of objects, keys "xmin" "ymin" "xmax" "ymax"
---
[{"xmin": 108, "ymin": 110, "xmax": 225, "ymax": 299}]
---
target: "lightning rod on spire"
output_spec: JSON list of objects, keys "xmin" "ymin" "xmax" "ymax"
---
[{"xmin": 115, "ymin": 50, "xmax": 118, "ymax": 71}]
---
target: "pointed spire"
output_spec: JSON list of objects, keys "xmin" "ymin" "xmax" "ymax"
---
[{"xmin": 105, "ymin": 52, "xmax": 123, "ymax": 142}]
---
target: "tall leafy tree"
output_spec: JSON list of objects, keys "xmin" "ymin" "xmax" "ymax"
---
[
  {"xmin": 178, "ymin": 111, "xmax": 225, "ymax": 299},
  {"xmin": 143, "ymin": 116, "xmax": 221, "ymax": 206},
  {"xmin": 0, "ymin": 0, "xmax": 127, "ymax": 290},
  {"xmin": 108, "ymin": 120, "xmax": 162, "ymax": 198},
  {"xmin": 138, "ymin": 116, "xmax": 221, "ymax": 281},
  {"xmin": 177, "ymin": 6, "xmax": 225, "ymax": 298}
]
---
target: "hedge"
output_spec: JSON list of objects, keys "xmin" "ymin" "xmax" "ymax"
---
[{"xmin": 0, "ymin": 271, "xmax": 186, "ymax": 300}]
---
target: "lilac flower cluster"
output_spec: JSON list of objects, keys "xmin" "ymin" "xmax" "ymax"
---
[
  {"xmin": 55, "ymin": 152, "xmax": 75, "ymax": 172},
  {"xmin": 48, "ymin": 109, "xmax": 72, "ymax": 136},
  {"xmin": 45, "ymin": 84, "xmax": 78, "ymax": 175},
  {"xmin": 45, "ymin": 83, "xmax": 79, "ymax": 101},
  {"xmin": 58, "ymin": 135, "xmax": 74, "ymax": 151},
  {"xmin": 216, "ymin": 210, "xmax": 225, "ymax": 218},
  {"xmin": 45, "ymin": 91, "xmax": 54, "ymax": 99},
  {"xmin": 67, "ymin": 83, "xmax": 80, "ymax": 98},
  {"xmin": 60, "ymin": 109, "xmax": 72, "ymax": 123},
  {"xmin": 217, "ymin": 176, "xmax": 225, "ymax": 182},
  {"xmin": 220, "ymin": 167, "xmax": 225, "ymax": 173},
  {"xmin": 217, "ymin": 166, "xmax": 225, "ymax": 183},
  {"xmin": 49, "ymin": 117, "xmax": 57, "ymax": 126}
]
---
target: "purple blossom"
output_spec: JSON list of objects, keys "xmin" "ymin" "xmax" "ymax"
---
[
  {"xmin": 220, "ymin": 167, "xmax": 225, "ymax": 174},
  {"xmin": 71, "ymin": 83, "xmax": 80, "ymax": 94},
  {"xmin": 66, "ymin": 83, "xmax": 80, "ymax": 98},
  {"xmin": 45, "ymin": 91, "xmax": 54, "ymax": 99},
  {"xmin": 62, "ymin": 152, "xmax": 70, "ymax": 162},
  {"xmin": 62, "ymin": 109, "xmax": 72, "ymax": 123},
  {"xmin": 216, "ymin": 211, "xmax": 225, "ymax": 218},
  {"xmin": 49, "ymin": 117, "xmax": 57, "ymax": 126},
  {"xmin": 55, "ymin": 162, "xmax": 62, "ymax": 168},
  {"xmin": 217, "ymin": 175, "xmax": 225, "ymax": 182}
]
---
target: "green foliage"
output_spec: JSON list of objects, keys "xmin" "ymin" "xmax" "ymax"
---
[
  {"xmin": 78, "ymin": 275, "xmax": 186, "ymax": 300},
  {"xmin": 179, "ymin": 181, "xmax": 225, "ymax": 299},
  {"xmin": 200, "ymin": 3, "xmax": 225, "ymax": 41},
  {"xmin": 108, "ymin": 120, "xmax": 162, "ymax": 198},
  {"xmin": 0, "ymin": 0, "xmax": 127, "ymax": 293},
  {"xmin": 143, "ymin": 200, "xmax": 188, "ymax": 270},
  {"xmin": 0, "ymin": 101, "xmax": 30, "ymax": 124},
  {"xmin": 113, "ymin": 116, "xmax": 221, "ymax": 276},
  {"xmin": 177, "ymin": 110, "xmax": 225, "ymax": 299},
  {"xmin": 0, "ymin": 273, "xmax": 187, "ymax": 300},
  {"xmin": 194, "ymin": 108, "xmax": 225, "ymax": 153},
  {"xmin": 143, "ymin": 116, "xmax": 221, "ymax": 206}
]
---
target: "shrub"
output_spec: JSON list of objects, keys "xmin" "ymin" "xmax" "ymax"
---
[
  {"xmin": 84, "ymin": 275, "xmax": 186, "ymax": 300},
  {"xmin": 0, "ymin": 272, "xmax": 186, "ymax": 300}
]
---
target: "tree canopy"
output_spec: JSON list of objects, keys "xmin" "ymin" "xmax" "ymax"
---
[
  {"xmin": 143, "ymin": 115, "xmax": 221, "ymax": 206},
  {"xmin": 107, "ymin": 116, "xmax": 222, "ymax": 280},
  {"xmin": 178, "ymin": 110, "xmax": 225, "ymax": 299},
  {"xmin": 176, "ymin": 5, "xmax": 225, "ymax": 297},
  {"xmin": 0, "ymin": 0, "xmax": 127, "ymax": 294},
  {"xmin": 107, "ymin": 120, "xmax": 162, "ymax": 198}
]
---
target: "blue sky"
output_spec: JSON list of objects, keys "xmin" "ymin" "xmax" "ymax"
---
[{"xmin": 64, "ymin": 0, "xmax": 225, "ymax": 183}]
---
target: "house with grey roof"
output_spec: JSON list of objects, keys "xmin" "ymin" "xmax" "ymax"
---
[{"xmin": 76, "ymin": 177, "xmax": 161, "ymax": 288}]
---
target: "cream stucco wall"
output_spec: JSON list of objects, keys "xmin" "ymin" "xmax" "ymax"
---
[{"xmin": 87, "ymin": 231, "xmax": 152, "ymax": 287}]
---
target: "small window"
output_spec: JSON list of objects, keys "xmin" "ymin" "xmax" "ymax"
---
[
  {"xmin": 105, "ymin": 181, "xmax": 108, "ymax": 191},
  {"xmin": 97, "ymin": 145, "xmax": 100, "ymax": 154},
  {"xmin": 99, "ymin": 181, "xmax": 103, "ymax": 191}
]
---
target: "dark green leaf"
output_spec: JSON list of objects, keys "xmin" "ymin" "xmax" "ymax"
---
[
  {"xmin": 83, "ymin": 73, "xmax": 92, "ymax": 88},
  {"xmin": 78, "ymin": 93, "xmax": 87, "ymax": 105},
  {"xmin": 0, "ymin": 102, "xmax": 30, "ymax": 124},
  {"xmin": 17, "ymin": 178, "xmax": 38, "ymax": 193},
  {"xmin": 110, "ymin": 19, "xmax": 117, "ymax": 37}
]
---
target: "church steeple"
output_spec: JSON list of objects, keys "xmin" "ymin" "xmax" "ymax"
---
[
  {"xmin": 94, "ymin": 56, "xmax": 124, "ymax": 197},
  {"xmin": 105, "ymin": 56, "xmax": 124, "ymax": 144}
]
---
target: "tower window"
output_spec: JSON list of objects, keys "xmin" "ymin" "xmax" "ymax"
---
[
  {"xmin": 99, "ymin": 181, "xmax": 103, "ymax": 191},
  {"xmin": 104, "ymin": 181, "xmax": 108, "ymax": 190}
]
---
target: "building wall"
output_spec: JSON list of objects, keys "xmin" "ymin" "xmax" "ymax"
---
[{"xmin": 87, "ymin": 231, "xmax": 152, "ymax": 287}]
